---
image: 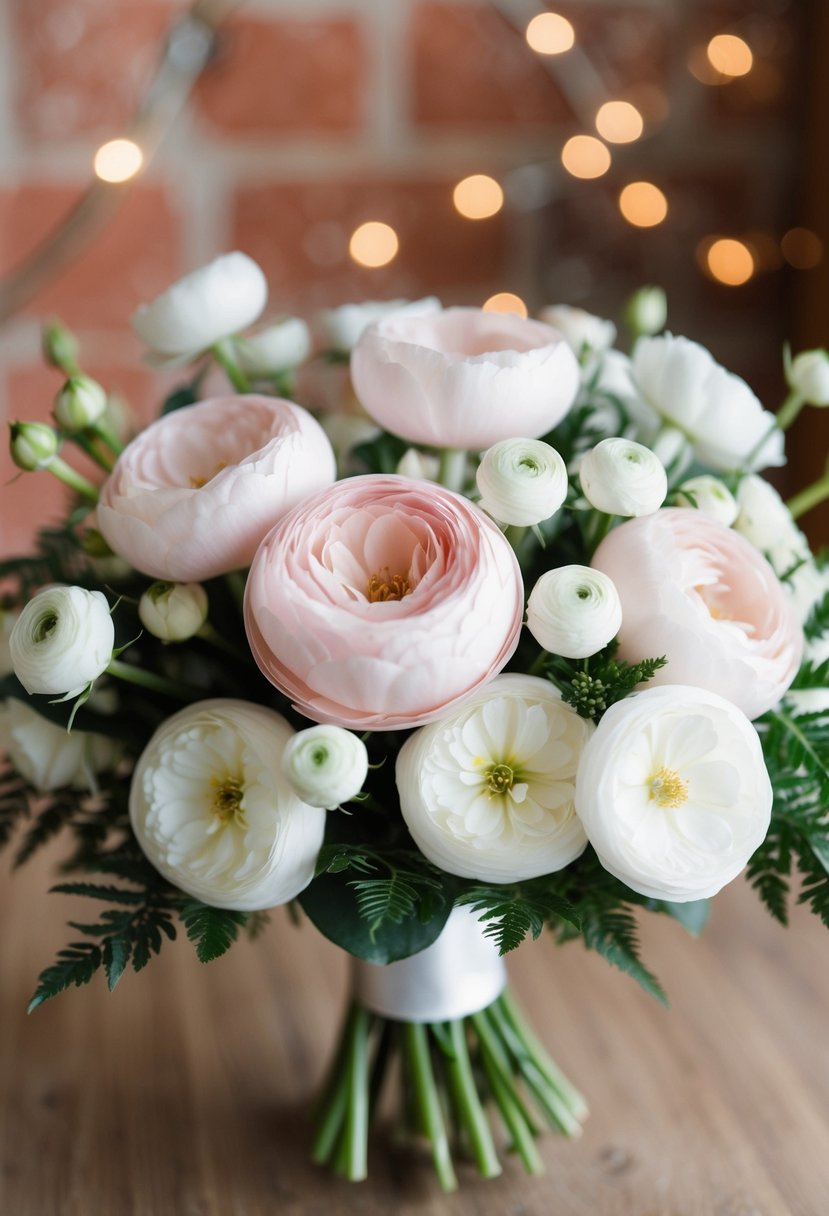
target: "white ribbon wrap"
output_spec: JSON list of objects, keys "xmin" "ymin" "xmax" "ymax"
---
[{"xmin": 352, "ymin": 906, "xmax": 507, "ymax": 1022}]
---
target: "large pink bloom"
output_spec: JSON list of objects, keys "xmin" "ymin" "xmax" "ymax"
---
[
  {"xmin": 244, "ymin": 474, "xmax": 524, "ymax": 730},
  {"xmin": 350, "ymin": 305, "xmax": 579, "ymax": 449},
  {"xmin": 592, "ymin": 508, "xmax": 803, "ymax": 720},
  {"xmin": 97, "ymin": 396, "xmax": 336, "ymax": 581}
]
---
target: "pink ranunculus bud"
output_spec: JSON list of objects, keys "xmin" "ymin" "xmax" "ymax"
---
[
  {"xmin": 350, "ymin": 306, "xmax": 580, "ymax": 450},
  {"xmin": 244, "ymin": 474, "xmax": 525, "ymax": 731},
  {"xmin": 97, "ymin": 396, "xmax": 336, "ymax": 582},
  {"xmin": 592, "ymin": 508, "xmax": 804, "ymax": 720}
]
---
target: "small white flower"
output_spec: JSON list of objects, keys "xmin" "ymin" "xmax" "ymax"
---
[
  {"xmin": 282, "ymin": 725, "xmax": 369, "ymax": 809},
  {"xmin": 53, "ymin": 376, "xmax": 107, "ymax": 430},
  {"xmin": 235, "ymin": 317, "xmax": 311, "ymax": 376},
  {"xmin": 579, "ymin": 437, "xmax": 667, "ymax": 517},
  {"xmin": 675, "ymin": 475, "xmax": 739, "ymax": 527},
  {"xmin": 10, "ymin": 586, "xmax": 114, "ymax": 698},
  {"xmin": 396, "ymin": 673, "xmax": 593, "ymax": 882},
  {"xmin": 538, "ymin": 305, "xmax": 617, "ymax": 359},
  {"xmin": 0, "ymin": 699, "xmax": 116, "ymax": 793},
  {"xmin": 786, "ymin": 348, "xmax": 829, "ymax": 407},
  {"xmin": 320, "ymin": 297, "xmax": 440, "ymax": 354},
  {"xmin": 396, "ymin": 448, "xmax": 440, "ymax": 481},
  {"xmin": 139, "ymin": 582, "xmax": 209, "ymax": 642},
  {"xmin": 129, "ymin": 699, "xmax": 326, "ymax": 910},
  {"xmin": 575, "ymin": 684, "xmax": 772, "ymax": 901},
  {"xmin": 527, "ymin": 566, "xmax": 622, "ymax": 659},
  {"xmin": 624, "ymin": 286, "xmax": 667, "ymax": 337},
  {"xmin": 476, "ymin": 438, "xmax": 568, "ymax": 527},
  {"xmin": 131, "ymin": 252, "xmax": 268, "ymax": 358},
  {"xmin": 734, "ymin": 475, "xmax": 810, "ymax": 579}
]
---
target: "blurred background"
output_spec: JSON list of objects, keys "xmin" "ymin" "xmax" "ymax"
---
[{"xmin": 1, "ymin": 0, "xmax": 827, "ymax": 551}]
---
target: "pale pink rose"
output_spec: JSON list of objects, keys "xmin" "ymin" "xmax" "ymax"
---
[
  {"xmin": 350, "ymin": 306, "xmax": 580, "ymax": 449},
  {"xmin": 97, "ymin": 396, "xmax": 336, "ymax": 581},
  {"xmin": 244, "ymin": 474, "xmax": 524, "ymax": 730},
  {"xmin": 592, "ymin": 508, "xmax": 803, "ymax": 720}
]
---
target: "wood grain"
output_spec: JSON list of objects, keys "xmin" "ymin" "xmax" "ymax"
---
[{"xmin": 1, "ymin": 848, "xmax": 827, "ymax": 1216}]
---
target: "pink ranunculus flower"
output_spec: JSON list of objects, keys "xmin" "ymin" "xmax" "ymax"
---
[
  {"xmin": 350, "ymin": 305, "xmax": 580, "ymax": 450},
  {"xmin": 592, "ymin": 508, "xmax": 803, "ymax": 720},
  {"xmin": 97, "ymin": 396, "xmax": 336, "ymax": 582},
  {"xmin": 244, "ymin": 474, "xmax": 524, "ymax": 730}
]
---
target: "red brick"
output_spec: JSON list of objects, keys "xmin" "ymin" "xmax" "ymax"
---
[
  {"xmin": 0, "ymin": 184, "xmax": 182, "ymax": 331},
  {"xmin": 231, "ymin": 178, "xmax": 507, "ymax": 310},
  {"xmin": 12, "ymin": 0, "xmax": 184, "ymax": 141},
  {"xmin": 195, "ymin": 16, "xmax": 365, "ymax": 136}
]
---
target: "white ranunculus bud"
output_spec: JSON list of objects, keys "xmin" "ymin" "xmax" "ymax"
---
[
  {"xmin": 319, "ymin": 297, "xmax": 441, "ymax": 354},
  {"xmin": 527, "ymin": 565, "xmax": 622, "ymax": 659},
  {"xmin": 476, "ymin": 438, "xmax": 568, "ymax": 527},
  {"xmin": 235, "ymin": 317, "xmax": 312, "ymax": 376},
  {"xmin": 9, "ymin": 586, "xmax": 114, "ymax": 698},
  {"xmin": 53, "ymin": 375, "xmax": 107, "ymax": 430},
  {"xmin": 575, "ymin": 684, "xmax": 773, "ymax": 901},
  {"xmin": 675, "ymin": 474, "xmax": 739, "ymax": 526},
  {"xmin": 579, "ymin": 437, "xmax": 667, "ymax": 517},
  {"xmin": 0, "ymin": 698, "xmax": 116, "ymax": 792},
  {"xmin": 138, "ymin": 581, "xmax": 209, "ymax": 642},
  {"xmin": 538, "ymin": 305, "xmax": 616, "ymax": 358},
  {"xmin": 786, "ymin": 348, "xmax": 829, "ymax": 407},
  {"xmin": 734, "ymin": 474, "xmax": 810, "ymax": 579},
  {"xmin": 9, "ymin": 421, "xmax": 59, "ymax": 471},
  {"xmin": 281, "ymin": 725, "xmax": 369, "ymax": 809},
  {"xmin": 624, "ymin": 286, "xmax": 667, "ymax": 337},
  {"xmin": 396, "ymin": 448, "xmax": 440, "ymax": 481},
  {"xmin": 131, "ymin": 252, "xmax": 268, "ymax": 358}
]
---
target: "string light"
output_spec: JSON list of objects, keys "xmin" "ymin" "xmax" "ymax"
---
[
  {"xmin": 453, "ymin": 175, "xmax": 504, "ymax": 220},
  {"xmin": 595, "ymin": 101, "xmax": 643, "ymax": 144},
  {"xmin": 701, "ymin": 238, "xmax": 755, "ymax": 286},
  {"xmin": 781, "ymin": 227, "xmax": 823, "ymax": 270},
  {"xmin": 349, "ymin": 222, "xmax": 399, "ymax": 269},
  {"xmin": 561, "ymin": 136, "xmax": 611, "ymax": 180},
  {"xmin": 619, "ymin": 182, "xmax": 668, "ymax": 228},
  {"xmin": 706, "ymin": 34, "xmax": 753, "ymax": 78},
  {"xmin": 93, "ymin": 138, "xmax": 144, "ymax": 184},
  {"xmin": 482, "ymin": 292, "xmax": 528, "ymax": 317},
  {"xmin": 525, "ymin": 12, "xmax": 575, "ymax": 56}
]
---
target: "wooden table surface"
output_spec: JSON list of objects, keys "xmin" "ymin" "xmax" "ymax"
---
[{"xmin": 1, "ymin": 848, "xmax": 827, "ymax": 1216}]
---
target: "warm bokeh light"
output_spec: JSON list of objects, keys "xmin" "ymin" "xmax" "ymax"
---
[
  {"xmin": 482, "ymin": 292, "xmax": 528, "ymax": 318},
  {"xmin": 703, "ymin": 238, "xmax": 755, "ymax": 286},
  {"xmin": 706, "ymin": 34, "xmax": 753, "ymax": 78},
  {"xmin": 93, "ymin": 138, "xmax": 143, "ymax": 183},
  {"xmin": 781, "ymin": 227, "xmax": 824, "ymax": 270},
  {"xmin": 349, "ymin": 221, "xmax": 399, "ymax": 268},
  {"xmin": 561, "ymin": 135, "xmax": 611, "ymax": 180},
  {"xmin": 453, "ymin": 175, "xmax": 504, "ymax": 220},
  {"xmin": 595, "ymin": 101, "xmax": 644, "ymax": 144},
  {"xmin": 525, "ymin": 12, "xmax": 575, "ymax": 55},
  {"xmin": 619, "ymin": 182, "xmax": 668, "ymax": 228}
]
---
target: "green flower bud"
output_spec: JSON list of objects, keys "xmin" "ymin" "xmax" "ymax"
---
[
  {"xmin": 9, "ymin": 421, "xmax": 59, "ymax": 471},
  {"xmin": 53, "ymin": 375, "xmax": 108, "ymax": 430},
  {"xmin": 624, "ymin": 286, "xmax": 667, "ymax": 337},
  {"xmin": 42, "ymin": 321, "xmax": 79, "ymax": 374}
]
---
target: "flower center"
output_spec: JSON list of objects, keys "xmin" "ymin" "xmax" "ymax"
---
[
  {"xmin": 191, "ymin": 461, "xmax": 228, "ymax": 489},
  {"xmin": 210, "ymin": 775, "xmax": 246, "ymax": 826},
  {"xmin": 366, "ymin": 568, "xmax": 412, "ymax": 602},
  {"xmin": 649, "ymin": 766, "xmax": 689, "ymax": 809},
  {"xmin": 34, "ymin": 612, "xmax": 58, "ymax": 643},
  {"xmin": 484, "ymin": 762, "xmax": 515, "ymax": 796}
]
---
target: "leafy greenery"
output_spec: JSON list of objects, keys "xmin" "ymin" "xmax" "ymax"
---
[
  {"xmin": 541, "ymin": 642, "xmax": 668, "ymax": 719},
  {"xmin": 180, "ymin": 900, "xmax": 248, "ymax": 963}
]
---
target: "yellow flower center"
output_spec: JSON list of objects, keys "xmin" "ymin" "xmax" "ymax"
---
[
  {"xmin": 366, "ymin": 568, "xmax": 412, "ymax": 602},
  {"xmin": 649, "ymin": 766, "xmax": 689, "ymax": 809},
  {"xmin": 484, "ymin": 762, "xmax": 516, "ymax": 796},
  {"xmin": 210, "ymin": 775, "xmax": 246, "ymax": 826},
  {"xmin": 191, "ymin": 461, "xmax": 228, "ymax": 489}
]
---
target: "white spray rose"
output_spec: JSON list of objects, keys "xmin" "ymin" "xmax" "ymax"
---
[
  {"xmin": 320, "ymin": 297, "xmax": 440, "ymax": 354},
  {"xmin": 129, "ymin": 699, "xmax": 326, "ymax": 910},
  {"xmin": 575, "ymin": 684, "xmax": 772, "ymax": 901},
  {"xmin": 0, "ymin": 699, "xmax": 116, "ymax": 793},
  {"xmin": 235, "ymin": 317, "xmax": 311, "ymax": 376},
  {"xmin": 476, "ymin": 438, "xmax": 568, "ymax": 527},
  {"xmin": 281, "ymin": 725, "xmax": 369, "ymax": 809},
  {"xmin": 131, "ymin": 252, "xmax": 268, "ymax": 359},
  {"xmin": 786, "ymin": 348, "xmax": 829, "ymax": 407},
  {"xmin": 734, "ymin": 475, "xmax": 811, "ymax": 579},
  {"xmin": 10, "ymin": 586, "xmax": 114, "ymax": 698},
  {"xmin": 396, "ymin": 674, "xmax": 593, "ymax": 883},
  {"xmin": 579, "ymin": 437, "xmax": 667, "ymax": 517},
  {"xmin": 139, "ymin": 581, "xmax": 209, "ymax": 642},
  {"xmin": 526, "ymin": 566, "xmax": 622, "ymax": 659},
  {"xmin": 675, "ymin": 475, "xmax": 739, "ymax": 526},
  {"xmin": 537, "ymin": 305, "xmax": 616, "ymax": 359}
]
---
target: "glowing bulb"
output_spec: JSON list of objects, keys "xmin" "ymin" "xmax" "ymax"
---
[
  {"xmin": 781, "ymin": 228, "xmax": 823, "ymax": 270},
  {"xmin": 561, "ymin": 135, "xmax": 611, "ymax": 180},
  {"xmin": 93, "ymin": 138, "xmax": 143, "ymax": 183},
  {"xmin": 619, "ymin": 182, "xmax": 668, "ymax": 228},
  {"xmin": 595, "ymin": 101, "xmax": 643, "ymax": 144},
  {"xmin": 525, "ymin": 12, "xmax": 575, "ymax": 55},
  {"xmin": 706, "ymin": 34, "xmax": 753, "ymax": 78},
  {"xmin": 704, "ymin": 238, "xmax": 755, "ymax": 286},
  {"xmin": 453, "ymin": 175, "xmax": 504, "ymax": 220},
  {"xmin": 349, "ymin": 221, "xmax": 399, "ymax": 268},
  {"xmin": 482, "ymin": 292, "xmax": 528, "ymax": 318}
]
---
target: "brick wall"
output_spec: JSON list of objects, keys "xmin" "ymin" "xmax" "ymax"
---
[{"xmin": 0, "ymin": 0, "xmax": 822, "ymax": 551}]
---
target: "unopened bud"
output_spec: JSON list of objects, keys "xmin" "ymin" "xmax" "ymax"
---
[
  {"xmin": 786, "ymin": 348, "xmax": 829, "ymax": 408},
  {"xmin": 9, "ymin": 421, "xmax": 59, "ymax": 471},
  {"xmin": 54, "ymin": 375, "xmax": 107, "ymax": 430},
  {"xmin": 42, "ymin": 320, "xmax": 79, "ymax": 374},
  {"xmin": 624, "ymin": 286, "xmax": 667, "ymax": 338},
  {"xmin": 139, "ymin": 581, "xmax": 209, "ymax": 642}
]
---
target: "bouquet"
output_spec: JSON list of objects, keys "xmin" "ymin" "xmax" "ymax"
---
[{"xmin": 3, "ymin": 253, "xmax": 829, "ymax": 1192}]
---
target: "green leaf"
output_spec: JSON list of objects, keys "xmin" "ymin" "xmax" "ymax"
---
[
  {"xmin": 658, "ymin": 899, "xmax": 710, "ymax": 936},
  {"xmin": 161, "ymin": 380, "xmax": 201, "ymax": 416},
  {"xmin": 457, "ymin": 886, "xmax": 579, "ymax": 955},
  {"xmin": 50, "ymin": 881, "xmax": 146, "ymax": 904},
  {"xmin": 180, "ymin": 900, "xmax": 247, "ymax": 963},
  {"xmin": 103, "ymin": 936, "xmax": 131, "ymax": 990},
  {"xmin": 581, "ymin": 906, "xmax": 668, "ymax": 1005},
  {"xmin": 28, "ymin": 942, "xmax": 102, "ymax": 1012}
]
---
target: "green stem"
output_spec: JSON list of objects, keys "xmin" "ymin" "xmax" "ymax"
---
[
  {"xmin": 311, "ymin": 1064, "xmax": 349, "ymax": 1165},
  {"xmin": 440, "ymin": 1020, "xmax": 502, "ymax": 1178},
  {"xmin": 212, "ymin": 337, "xmax": 253, "ymax": 394},
  {"xmin": 46, "ymin": 456, "xmax": 99, "ymax": 501},
  {"xmin": 528, "ymin": 652, "xmax": 549, "ymax": 677},
  {"xmin": 470, "ymin": 1012, "xmax": 540, "ymax": 1135},
  {"xmin": 92, "ymin": 417, "xmax": 125, "ymax": 456},
  {"xmin": 60, "ymin": 430, "xmax": 115, "ymax": 473},
  {"xmin": 224, "ymin": 570, "xmax": 248, "ymax": 614},
  {"xmin": 197, "ymin": 622, "xmax": 250, "ymax": 664},
  {"xmin": 106, "ymin": 659, "xmax": 201, "ymax": 701},
  {"xmin": 480, "ymin": 1051, "xmax": 544, "ymax": 1175},
  {"xmin": 483, "ymin": 1007, "xmax": 580, "ymax": 1136},
  {"xmin": 787, "ymin": 474, "xmax": 829, "ymax": 522},
  {"xmin": 503, "ymin": 525, "xmax": 529, "ymax": 557},
  {"xmin": 775, "ymin": 389, "xmax": 805, "ymax": 433},
  {"xmin": 496, "ymin": 992, "xmax": 588, "ymax": 1122},
  {"xmin": 403, "ymin": 1022, "xmax": 457, "ymax": 1192},
  {"xmin": 334, "ymin": 1005, "xmax": 371, "ymax": 1181},
  {"xmin": 437, "ymin": 448, "xmax": 467, "ymax": 494},
  {"xmin": 587, "ymin": 510, "xmax": 615, "ymax": 557}
]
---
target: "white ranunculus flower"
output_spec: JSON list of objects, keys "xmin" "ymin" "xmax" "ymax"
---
[
  {"xmin": 476, "ymin": 438, "xmax": 568, "ymax": 527},
  {"xmin": 632, "ymin": 334, "xmax": 784, "ymax": 472},
  {"xmin": 10, "ymin": 586, "xmax": 114, "ymax": 698},
  {"xmin": 0, "ymin": 609, "xmax": 18, "ymax": 676},
  {"xmin": 787, "ymin": 348, "xmax": 829, "ymax": 407},
  {"xmin": 734, "ymin": 474, "xmax": 811, "ymax": 579},
  {"xmin": 575, "ymin": 684, "xmax": 773, "ymax": 901},
  {"xmin": 579, "ymin": 437, "xmax": 667, "ymax": 517},
  {"xmin": 0, "ymin": 699, "xmax": 116, "ymax": 792},
  {"xmin": 139, "ymin": 581, "xmax": 209, "ymax": 642},
  {"xmin": 281, "ymin": 725, "xmax": 369, "ymax": 809},
  {"xmin": 675, "ymin": 475, "xmax": 739, "ymax": 527},
  {"xmin": 537, "ymin": 305, "xmax": 616, "ymax": 359},
  {"xmin": 527, "ymin": 566, "xmax": 622, "ymax": 659},
  {"xmin": 235, "ymin": 317, "xmax": 312, "ymax": 376},
  {"xmin": 129, "ymin": 699, "xmax": 326, "ymax": 910},
  {"xmin": 131, "ymin": 252, "xmax": 268, "ymax": 358},
  {"xmin": 395, "ymin": 448, "xmax": 440, "ymax": 481},
  {"xmin": 319, "ymin": 297, "xmax": 441, "ymax": 354},
  {"xmin": 396, "ymin": 674, "xmax": 593, "ymax": 883}
]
